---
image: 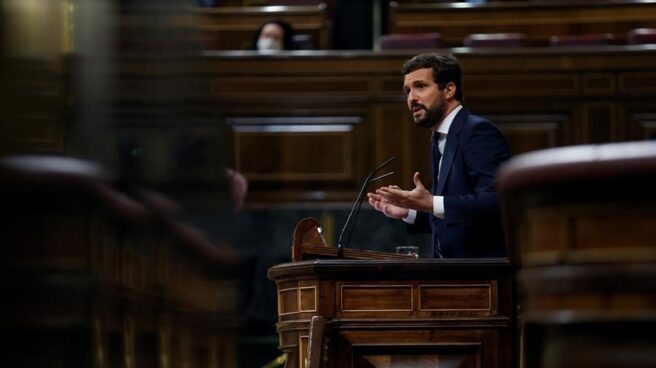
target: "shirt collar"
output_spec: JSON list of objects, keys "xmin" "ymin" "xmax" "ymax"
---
[{"xmin": 435, "ymin": 104, "xmax": 462, "ymax": 135}]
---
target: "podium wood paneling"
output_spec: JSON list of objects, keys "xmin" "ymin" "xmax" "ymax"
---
[
  {"xmin": 269, "ymin": 258, "xmax": 514, "ymax": 368},
  {"xmin": 271, "ymin": 218, "xmax": 514, "ymax": 367},
  {"xmin": 268, "ymin": 218, "xmax": 515, "ymax": 368}
]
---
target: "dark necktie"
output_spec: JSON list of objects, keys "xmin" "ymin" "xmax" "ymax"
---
[
  {"xmin": 431, "ymin": 132, "xmax": 441, "ymax": 195},
  {"xmin": 431, "ymin": 132, "xmax": 444, "ymax": 258}
]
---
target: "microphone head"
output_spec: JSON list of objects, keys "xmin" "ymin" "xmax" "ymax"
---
[{"xmin": 369, "ymin": 171, "xmax": 395, "ymax": 184}]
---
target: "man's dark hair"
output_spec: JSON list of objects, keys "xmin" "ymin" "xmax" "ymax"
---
[
  {"xmin": 251, "ymin": 19, "xmax": 296, "ymax": 51},
  {"xmin": 402, "ymin": 53, "xmax": 464, "ymax": 103}
]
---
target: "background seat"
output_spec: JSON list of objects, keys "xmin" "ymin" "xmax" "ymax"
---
[
  {"xmin": 627, "ymin": 28, "xmax": 656, "ymax": 45},
  {"xmin": 266, "ymin": 0, "xmax": 326, "ymax": 5},
  {"xmin": 380, "ymin": 33, "xmax": 443, "ymax": 50},
  {"xmin": 463, "ymin": 32, "xmax": 528, "ymax": 47},
  {"xmin": 293, "ymin": 34, "xmax": 316, "ymax": 50},
  {"xmin": 549, "ymin": 33, "xmax": 615, "ymax": 47}
]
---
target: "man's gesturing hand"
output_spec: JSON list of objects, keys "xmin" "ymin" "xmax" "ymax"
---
[
  {"xmin": 367, "ymin": 189, "xmax": 410, "ymax": 219},
  {"xmin": 369, "ymin": 172, "xmax": 433, "ymax": 215}
]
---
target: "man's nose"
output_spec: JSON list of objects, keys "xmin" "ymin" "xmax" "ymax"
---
[{"xmin": 408, "ymin": 90, "xmax": 417, "ymax": 103}]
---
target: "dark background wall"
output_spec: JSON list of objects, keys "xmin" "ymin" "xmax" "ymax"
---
[{"xmin": 334, "ymin": 0, "xmax": 374, "ymax": 49}]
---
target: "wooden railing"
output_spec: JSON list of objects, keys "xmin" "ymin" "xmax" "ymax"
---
[{"xmin": 388, "ymin": 0, "xmax": 656, "ymax": 47}]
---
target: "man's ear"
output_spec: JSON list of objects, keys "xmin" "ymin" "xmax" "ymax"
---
[{"xmin": 445, "ymin": 82, "xmax": 457, "ymax": 99}]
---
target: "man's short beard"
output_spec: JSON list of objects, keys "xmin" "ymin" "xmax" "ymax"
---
[{"xmin": 414, "ymin": 105, "xmax": 444, "ymax": 129}]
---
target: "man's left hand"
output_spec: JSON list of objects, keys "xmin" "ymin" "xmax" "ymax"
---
[{"xmin": 375, "ymin": 172, "xmax": 433, "ymax": 213}]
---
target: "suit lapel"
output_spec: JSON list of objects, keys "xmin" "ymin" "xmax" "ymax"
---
[{"xmin": 436, "ymin": 107, "xmax": 468, "ymax": 195}]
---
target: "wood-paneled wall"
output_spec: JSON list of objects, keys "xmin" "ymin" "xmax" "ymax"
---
[
  {"xmin": 0, "ymin": 58, "xmax": 69, "ymax": 155},
  {"xmin": 7, "ymin": 47, "xmax": 656, "ymax": 206},
  {"xmin": 193, "ymin": 47, "xmax": 656, "ymax": 205}
]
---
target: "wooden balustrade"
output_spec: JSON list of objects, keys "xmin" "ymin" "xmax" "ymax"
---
[{"xmin": 388, "ymin": 0, "xmax": 656, "ymax": 47}]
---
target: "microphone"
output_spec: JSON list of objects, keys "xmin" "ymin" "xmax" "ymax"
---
[{"xmin": 336, "ymin": 156, "xmax": 396, "ymax": 257}]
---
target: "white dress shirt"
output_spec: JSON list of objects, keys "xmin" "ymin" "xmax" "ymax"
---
[{"xmin": 403, "ymin": 104, "xmax": 462, "ymax": 224}]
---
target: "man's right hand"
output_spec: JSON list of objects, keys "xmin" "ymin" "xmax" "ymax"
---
[{"xmin": 367, "ymin": 189, "xmax": 410, "ymax": 219}]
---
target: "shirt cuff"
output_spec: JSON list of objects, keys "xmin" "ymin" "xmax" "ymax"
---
[
  {"xmin": 402, "ymin": 209, "xmax": 417, "ymax": 224},
  {"xmin": 433, "ymin": 195, "xmax": 445, "ymax": 219}
]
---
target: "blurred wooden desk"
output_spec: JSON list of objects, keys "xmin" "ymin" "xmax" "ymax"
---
[
  {"xmin": 0, "ymin": 155, "xmax": 240, "ymax": 368},
  {"xmin": 499, "ymin": 141, "xmax": 656, "ymax": 367}
]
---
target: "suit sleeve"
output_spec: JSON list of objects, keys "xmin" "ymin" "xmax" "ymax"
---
[
  {"xmin": 443, "ymin": 120, "xmax": 510, "ymax": 223},
  {"xmin": 407, "ymin": 209, "xmax": 432, "ymax": 234}
]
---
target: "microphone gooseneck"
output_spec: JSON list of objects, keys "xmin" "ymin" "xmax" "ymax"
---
[{"xmin": 336, "ymin": 156, "xmax": 396, "ymax": 257}]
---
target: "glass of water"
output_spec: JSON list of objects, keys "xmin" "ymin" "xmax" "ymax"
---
[{"xmin": 395, "ymin": 245, "xmax": 419, "ymax": 258}]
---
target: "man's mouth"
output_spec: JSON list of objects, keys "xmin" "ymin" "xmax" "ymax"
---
[{"xmin": 412, "ymin": 105, "xmax": 424, "ymax": 113}]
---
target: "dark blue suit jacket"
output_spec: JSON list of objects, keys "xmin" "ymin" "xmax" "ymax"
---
[{"xmin": 411, "ymin": 107, "xmax": 511, "ymax": 258}]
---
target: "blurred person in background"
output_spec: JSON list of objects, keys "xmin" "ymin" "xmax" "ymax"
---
[{"xmin": 252, "ymin": 20, "xmax": 295, "ymax": 51}]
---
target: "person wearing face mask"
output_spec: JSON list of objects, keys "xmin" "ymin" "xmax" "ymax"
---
[{"xmin": 252, "ymin": 20, "xmax": 296, "ymax": 52}]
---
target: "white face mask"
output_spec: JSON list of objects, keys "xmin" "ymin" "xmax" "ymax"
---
[{"xmin": 257, "ymin": 37, "xmax": 283, "ymax": 51}]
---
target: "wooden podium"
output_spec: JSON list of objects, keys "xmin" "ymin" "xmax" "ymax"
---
[{"xmin": 268, "ymin": 218, "xmax": 515, "ymax": 368}]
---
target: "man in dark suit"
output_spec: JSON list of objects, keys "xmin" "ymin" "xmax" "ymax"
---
[{"xmin": 367, "ymin": 53, "xmax": 510, "ymax": 258}]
